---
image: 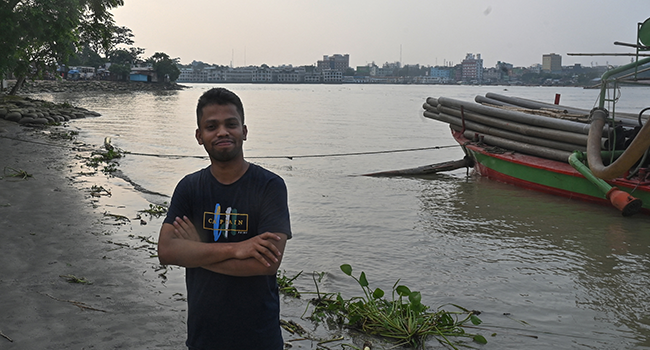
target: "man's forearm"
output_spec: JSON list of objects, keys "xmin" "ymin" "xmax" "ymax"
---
[
  {"xmin": 158, "ymin": 223, "xmax": 238, "ymax": 267},
  {"xmin": 202, "ymin": 257, "xmax": 280, "ymax": 277}
]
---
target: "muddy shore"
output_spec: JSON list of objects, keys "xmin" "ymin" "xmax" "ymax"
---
[
  {"xmin": 0, "ymin": 83, "xmax": 386, "ymax": 350},
  {"xmin": 0, "ymin": 115, "xmax": 364, "ymax": 350},
  {"xmin": 0, "ymin": 117, "xmax": 191, "ymax": 349}
]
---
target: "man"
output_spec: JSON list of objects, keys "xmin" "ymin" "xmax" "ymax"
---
[{"xmin": 158, "ymin": 87, "xmax": 291, "ymax": 349}]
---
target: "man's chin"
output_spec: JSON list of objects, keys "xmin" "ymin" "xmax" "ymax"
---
[{"xmin": 209, "ymin": 150, "xmax": 240, "ymax": 162}]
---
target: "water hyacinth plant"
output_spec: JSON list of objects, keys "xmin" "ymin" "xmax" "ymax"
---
[{"xmin": 304, "ymin": 264, "xmax": 487, "ymax": 349}]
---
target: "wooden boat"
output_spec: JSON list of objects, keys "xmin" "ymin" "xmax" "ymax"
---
[
  {"xmin": 419, "ymin": 51, "xmax": 650, "ymax": 216},
  {"xmin": 366, "ymin": 19, "xmax": 650, "ymax": 216}
]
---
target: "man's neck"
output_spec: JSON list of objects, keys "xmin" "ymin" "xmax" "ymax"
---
[{"xmin": 209, "ymin": 158, "xmax": 250, "ymax": 185}]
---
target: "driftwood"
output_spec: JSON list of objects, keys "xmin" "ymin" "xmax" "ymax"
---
[
  {"xmin": 0, "ymin": 329, "xmax": 13, "ymax": 342},
  {"xmin": 363, "ymin": 156, "xmax": 474, "ymax": 177},
  {"xmin": 44, "ymin": 293, "xmax": 107, "ymax": 312}
]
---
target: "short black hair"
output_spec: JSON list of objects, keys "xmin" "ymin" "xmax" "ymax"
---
[{"xmin": 196, "ymin": 88, "xmax": 245, "ymax": 127}]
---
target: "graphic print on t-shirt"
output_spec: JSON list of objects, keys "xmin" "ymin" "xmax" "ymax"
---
[{"xmin": 202, "ymin": 205, "xmax": 248, "ymax": 242}]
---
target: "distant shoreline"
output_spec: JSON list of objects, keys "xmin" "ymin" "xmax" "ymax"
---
[
  {"xmin": 2, "ymin": 79, "xmax": 187, "ymax": 95},
  {"xmin": 2, "ymin": 79, "xmax": 604, "ymax": 95}
]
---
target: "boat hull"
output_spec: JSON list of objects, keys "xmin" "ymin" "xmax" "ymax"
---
[{"xmin": 453, "ymin": 130, "xmax": 650, "ymax": 214}]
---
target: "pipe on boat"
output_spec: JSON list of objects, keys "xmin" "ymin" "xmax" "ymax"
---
[
  {"xmin": 484, "ymin": 93, "xmax": 590, "ymax": 115},
  {"xmin": 424, "ymin": 110, "xmax": 588, "ymax": 153},
  {"xmin": 450, "ymin": 124, "xmax": 573, "ymax": 162},
  {"xmin": 438, "ymin": 96, "xmax": 605, "ymax": 135},
  {"xmin": 425, "ymin": 97, "xmax": 439, "ymax": 111},
  {"xmin": 486, "ymin": 92, "xmax": 642, "ymax": 125},
  {"xmin": 587, "ymin": 109, "xmax": 650, "ymax": 180},
  {"xmin": 423, "ymin": 101, "xmax": 438, "ymax": 113},
  {"xmin": 597, "ymin": 56, "xmax": 650, "ymax": 110},
  {"xmin": 569, "ymin": 152, "xmax": 642, "ymax": 216},
  {"xmin": 474, "ymin": 95, "xmax": 520, "ymax": 108},
  {"xmin": 436, "ymin": 104, "xmax": 595, "ymax": 147}
]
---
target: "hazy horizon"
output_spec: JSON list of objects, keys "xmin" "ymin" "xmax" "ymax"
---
[{"xmin": 111, "ymin": 0, "xmax": 649, "ymax": 69}]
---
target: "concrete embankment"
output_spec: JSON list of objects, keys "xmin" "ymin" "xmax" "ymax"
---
[{"xmin": 0, "ymin": 95, "xmax": 101, "ymax": 125}]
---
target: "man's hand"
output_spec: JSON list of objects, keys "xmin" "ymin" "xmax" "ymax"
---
[
  {"xmin": 159, "ymin": 216, "xmax": 287, "ymax": 276},
  {"xmin": 233, "ymin": 232, "xmax": 282, "ymax": 267},
  {"xmin": 202, "ymin": 232, "xmax": 287, "ymax": 276},
  {"xmin": 171, "ymin": 216, "xmax": 201, "ymax": 242}
]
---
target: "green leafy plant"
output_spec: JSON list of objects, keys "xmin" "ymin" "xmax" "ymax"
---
[
  {"xmin": 48, "ymin": 130, "xmax": 78, "ymax": 140},
  {"xmin": 85, "ymin": 139, "xmax": 126, "ymax": 173},
  {"xmin": 90, "ymin": 185, "xmax": 111, "ymax": 197},
  {"xmin": 302, "ymin": 271, "xmax": 348, "ymax": 325},
  {"xmin": 139, "ymin": 203, "xmax": 168, "ymax": 216},
  {"xmin": 305, "ymin": 264, "xmax": 486, "ymax": 349},
  {"xmin": 3, "ymin": 167, "xmax": 32, "ymax": 180},
  {"xmin": 102, "ymin": 162, "xmax": 118, "ymax": 174},
  {"xmin": 277, "ymin": 270, "xmax": 302, "ymax": 298},
  {"xmin": 59, "ymin": 274, "xmax": 92, "ymax": 285}
]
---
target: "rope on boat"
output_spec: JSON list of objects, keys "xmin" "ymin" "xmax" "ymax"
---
[{"xmin": 0, "ymin": 134, "xmax": 460, "ymax": 160}]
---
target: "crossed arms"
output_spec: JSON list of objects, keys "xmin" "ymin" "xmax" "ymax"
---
[{"xmin": 157, "ymin": 216, "xmax": 287, "ymax": 277}]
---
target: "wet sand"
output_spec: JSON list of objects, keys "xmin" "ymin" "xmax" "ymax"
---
[
  {"xmin": 0, "ymin": 119, "xmax": 186, "ymax": 349},
  {"xmin": 0, "ymin": 117, "xmax": 385, "ymax": 350}
]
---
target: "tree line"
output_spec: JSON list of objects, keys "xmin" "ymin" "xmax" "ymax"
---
[{"xmin": 1, "ymin": 0, "xmax": 180, "ymax": 95}]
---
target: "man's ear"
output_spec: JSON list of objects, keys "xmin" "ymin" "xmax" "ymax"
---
[
  {"xmin": 243, "ymin": 125, "xmax": 248, "ymax": 141},
  {"xmin": 195, "ymin": 128, "xmax": 203, "ymax": 145}
]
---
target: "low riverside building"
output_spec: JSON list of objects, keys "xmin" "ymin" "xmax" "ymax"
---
[
  {"xmin": 429, "ymin": 66, "xmax": 453, "ymax": 83},
  {"xmin": 252, "ymin": 66, "xmax": 273, "ymax": 82},
  {"xmin": 322, "ymin": 69, "xmax": 343, "ymax": 83},
  {"xmin": 276, "ymin": 68, "xmax": 302, "ymax": 83},
  {"xmin": 178, "ymin": 67, "xmax": 206, "ymax": 82},
  {"xmin": 130, "ymin": 65, "xmax": 158, "ymax": 82},
  {"xmin": 223, "ymin": 67, "xmax": 255, "ymax": 82},
  {"xmin": 177, "ymin": 53, "xmax": 350, "ymax": 84},
  {"xmin": 317, "ymin": 54, "xmax": 350, "ymax": 71},
  {"xmin": 177, "ymin": 65, "xmax": 343, "ymax": 83}
]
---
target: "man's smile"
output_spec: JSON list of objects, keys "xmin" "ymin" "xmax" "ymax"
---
[{"xmin": 214, "ymin": 138, "xmax": 234, "ymax": 147}]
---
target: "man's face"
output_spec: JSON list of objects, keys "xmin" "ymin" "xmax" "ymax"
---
[{"xmin": 195, "ymin": 103, "xmax": 248, "ymax": 162}]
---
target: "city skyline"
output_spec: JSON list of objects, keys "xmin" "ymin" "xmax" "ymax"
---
[{"xmin": 111, "ymin": 0, "xmax": 648, "ymax": 69}]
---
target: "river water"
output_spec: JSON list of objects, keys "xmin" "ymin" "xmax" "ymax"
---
[{"xmin": 33, "ymin": 84, "xmax": 650, "ymax": 349}]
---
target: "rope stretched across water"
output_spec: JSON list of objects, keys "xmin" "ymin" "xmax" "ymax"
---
[
  {"xmin": 129, "ymin": 145, "xmax": 460, "ymax": 160},
  {"xmin": 0, "ymin": 134, "xmax": 459, "ymax": 160}
]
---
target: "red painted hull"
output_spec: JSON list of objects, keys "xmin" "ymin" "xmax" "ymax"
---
[{"xmin": 453, "ymin": 130, "xmax": 650, "ymax": 214}]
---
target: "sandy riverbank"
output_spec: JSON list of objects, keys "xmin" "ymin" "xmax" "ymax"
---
[
  {"xmin": 0, "ymin": 119, "xmax": 187, "ymax": 349},
  {"xmin": 0, "ymin": 96, "xmax": 387, "ymax": 350}
]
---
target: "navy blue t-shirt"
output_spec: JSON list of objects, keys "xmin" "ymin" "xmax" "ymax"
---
[{"xmin": 164, "ymin": 163, "xmax": 292, "ymax": 350}]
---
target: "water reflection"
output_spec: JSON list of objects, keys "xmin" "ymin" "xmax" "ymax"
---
[
  {"xmin": 417, "ymin": 173, "xmax": 650, "ymax": 348},
  {"xmin": 26, "ymin": 84, "xmax": 650, "ymax": 349}
]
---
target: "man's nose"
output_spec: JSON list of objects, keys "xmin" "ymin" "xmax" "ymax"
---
[{"xmin": 216, "ymin": 124, "xmax": 229, "ymax": 136}]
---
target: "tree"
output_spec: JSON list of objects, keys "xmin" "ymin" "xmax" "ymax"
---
[
  {"xmin": 107, "ymin": 47, "xmax": 144, "ymax": 81},
  {"xmin": 1, "ymin": 0, "xmax": 125, "ymax": 94},
  {"xmin": 68, "ymin": 44, "xmax": 106, "ymax": 68},
  {"xmin": 147, "ymin": 52, "xmax": 181, "ymax": 83},
  {"xmin": 110, "ymin": 47, "xmax": 145, "ymax": 65},
  {"xmin": 108, "ymin": 63, "xmax": 130, "ymax": 81},
  {"xmin": 80, "ymin": 24, "xmax": 134, "ymax": 59}
]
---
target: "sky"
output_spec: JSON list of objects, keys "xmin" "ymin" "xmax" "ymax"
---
[{"xmin": 111, "ymin": 0, "xmax": 650, "ymax": 69}]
